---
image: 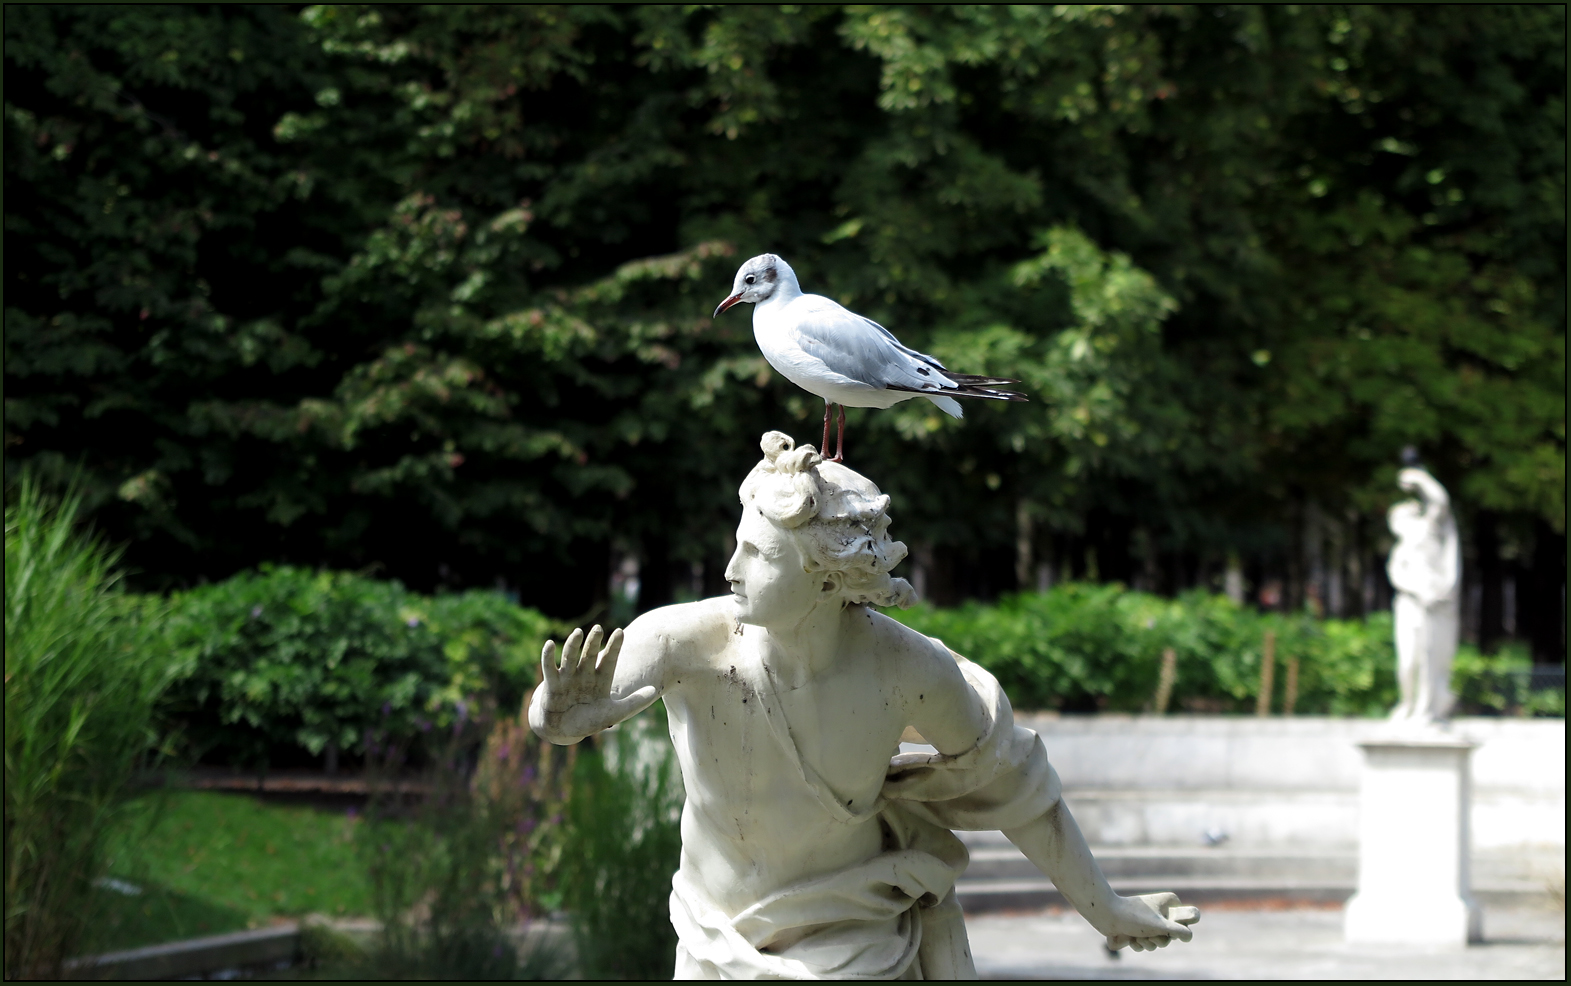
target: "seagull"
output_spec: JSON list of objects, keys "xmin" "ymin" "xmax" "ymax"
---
[{"xmin": 713, "ymin": 253, "xmax": 1025, "ymax": 461}]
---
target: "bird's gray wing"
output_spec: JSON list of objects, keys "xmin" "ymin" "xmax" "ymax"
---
[
  {"xmin": 857, "ymin": 314, "xmax": 949, "ymax": 370},
  {"xmin": 787, "ymin": 295, "xmax": 960, "ymax": 394}
]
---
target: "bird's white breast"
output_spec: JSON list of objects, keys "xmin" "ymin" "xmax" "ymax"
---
[{"xmin": 752, "ymin": 299, "xmax": 913, "ymax": 409}]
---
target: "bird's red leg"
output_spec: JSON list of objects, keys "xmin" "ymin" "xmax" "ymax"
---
[
  {"xmin": 821, "ymin": 401, "xmax": 833, "ymax": 457},
  {"xmin": 834, "ymin": 404, "xmax": 846, "ymax": 462}
]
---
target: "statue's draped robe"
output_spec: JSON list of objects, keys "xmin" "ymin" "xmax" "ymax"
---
[{"xmin": 670, "ymin": 649, "xmax": 1061, "ymax": 980}]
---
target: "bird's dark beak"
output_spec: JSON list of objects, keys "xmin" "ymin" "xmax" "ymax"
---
[{"xmin": 713, "ymin": 294, "xmax": 743, "ymax": 318}]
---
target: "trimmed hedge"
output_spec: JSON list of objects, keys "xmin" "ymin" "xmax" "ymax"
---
[
  {"xmin": 160, "ymin": 566, "xmax": 552, "ymax": 769},
  {"xmin": 889, "ymin": 583, "xmax": 1553, "ymax": 716},
  {"xmin": 159, "ymin": 572, "xmax": 1558, "ymax": 768}
]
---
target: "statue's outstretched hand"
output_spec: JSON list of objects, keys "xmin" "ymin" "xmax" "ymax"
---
[
  {"xmin": 1102, "ymin": 892, "xmax": 1200, "ymax": 952},
  {"xmin": 529, "ymin": 625, "xmax": 656, "ymax": 743}
]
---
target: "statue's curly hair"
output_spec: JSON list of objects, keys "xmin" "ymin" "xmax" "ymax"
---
[{"xmin": 738, "ymin": 431, "xmax": 917, "ymax": 609}]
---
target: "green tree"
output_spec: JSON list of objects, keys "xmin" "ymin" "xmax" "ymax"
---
[{"xmin": 5, "ymin": 6, "xmax": 1563, "ymax": 646}]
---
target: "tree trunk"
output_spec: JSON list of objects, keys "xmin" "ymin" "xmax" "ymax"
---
[
  {"xmin": 1525, "ymin": 519, "xmax": 1566, "ymax": 663},
  {"xmin": 1476, "ymin": 511, "xmax": 1504, "ymax": 653},
  {"xmin": 1015, "ymin": 499, "xmax": 1034, "ymax": 593}
]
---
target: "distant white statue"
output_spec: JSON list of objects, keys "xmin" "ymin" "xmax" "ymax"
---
[
  {"xmin": 1386, "ymin": 456, "xmax": 1461, "ymax": 725},
  {"xmin": 530, "ymin": 432, "xmax": 1198, "ymax": 979}
]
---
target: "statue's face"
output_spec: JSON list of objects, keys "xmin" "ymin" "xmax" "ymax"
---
[{"xmin": 724, "ymin": 506, "xmax": 838, "ymax": 628}]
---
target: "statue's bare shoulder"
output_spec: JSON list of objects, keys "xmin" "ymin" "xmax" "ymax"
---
[
  {"xmin": 621, "ymin": 596, "xmax": 739, "ymax": 679},
  {"xmin": 853, "ymin": 605, "xmax": 950, "ymax": 668},
  {"xmin": 851, "ymin": 605, "xmax": 987, "ymax": 753}
]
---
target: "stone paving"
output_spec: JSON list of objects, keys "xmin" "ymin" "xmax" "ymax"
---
[{"xmin": 965, "ymin": 904, "xmax": 1566, "ymax": 980}]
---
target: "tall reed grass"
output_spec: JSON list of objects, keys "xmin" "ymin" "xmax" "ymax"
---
[
  {"xmin": 3, "ymin": 477, "xmax": 177, "ymax": 978},
  {"xmin": 328, "ymin": 701, "xmax": 573, "ymax": 980},
  {"xmin": 561, "ymin": 711, "xmax": 684, "ymax": 980}
]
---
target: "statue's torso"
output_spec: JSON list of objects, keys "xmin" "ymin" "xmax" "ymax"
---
[
  {"xmin": 661, "ymin": 612, "xmax": 913, "ymax": 916},
  {"xmin": 1387, "ymin": 502, "xmax": 1460, "ymax": 605}
]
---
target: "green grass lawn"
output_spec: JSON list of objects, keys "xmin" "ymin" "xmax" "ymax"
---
[{"xmin": 87, "ymin": 791, "xmax": 373, "ymax": 952}]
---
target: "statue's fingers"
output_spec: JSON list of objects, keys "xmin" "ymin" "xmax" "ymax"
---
[
  {"xmin": 1105, "ymin": 935, "xmax": 1130, "ymax": 952},
  {"xmin": 541, "ymin": 640, "xmax": 561, "ymax": 687},
  {"xmin": 578, "ymin": 625, "xmax": 603, "ymax": 673},
  {"xmin": 597, "ymin": 627, "xmax": 625, "ymax": 675},
  {"xmin": 561, "ymin": 627, "xmax": 584, "ymax": 672},
  {"xmin": 1169, "ymin": 905, "xmax": 1200, "ymax": 931}
]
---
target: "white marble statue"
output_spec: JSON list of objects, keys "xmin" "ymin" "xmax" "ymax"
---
[
  {"xmin": 530, "ymin": 432, "xmax": 1198, "ymax": 979},
  {"xmin": 1386, "ymin": 463, "xmax": 1461, "ymax": 725}
]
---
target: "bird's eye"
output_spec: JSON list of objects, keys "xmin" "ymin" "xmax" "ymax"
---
[{"xmin": 744, "ymin": 275, "xmax": 756, "ymax": 285}]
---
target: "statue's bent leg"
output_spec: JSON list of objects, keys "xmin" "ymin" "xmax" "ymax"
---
[
  {"xmin": 1392, "ymin": 594, "xmax": 1424, "ymax": 720},
  {"xmin": 1427, "ymin": 602, "xmax": 1461, "ymax": 721},
  {"xmin": 1412, "ymin": 615, "xmax": 1435, "ymax": 723},
  {"xmin": 913, "ymin": 889, "xmax": 976, "ymax": 980}
]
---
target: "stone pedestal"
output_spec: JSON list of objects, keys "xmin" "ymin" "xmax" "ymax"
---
[{"xmin": 1344, "ymin": 734, "xmax": 1481, "ymax": 945}]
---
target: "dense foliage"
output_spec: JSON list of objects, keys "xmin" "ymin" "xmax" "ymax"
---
[
  {"xmin": 161, "ymin": 565, "xmax": 551, "ymax": 769},
  {"xmin": 3, "ymin": 6, "xmax": 1564, "ymax": 653},
  {"xmin": 159, "ymin": 566, "xmax": 1558, "ymax": 775}
]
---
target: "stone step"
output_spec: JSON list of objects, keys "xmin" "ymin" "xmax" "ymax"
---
[
  {"xmin": 1050, "ymin": 787, "xmax": 1357, "ymax": 848},
  {"xmin": 952, "ymin": 841, "xmax": 1558, "ymax": 912},
  {"xmin": 954, "ymin": 875, "xmax": 1551, "ymax": 913},
  {"xmin": 957, "ymin": 835, "xmax": 1554, "ymax": 882},
  {"xmin": 962, "ymin": 845, "xmax": 1355, "ymax": 882},
  {"xmin": 955, "ymin": 875, "xmax": 1357, "ymax": 913}
]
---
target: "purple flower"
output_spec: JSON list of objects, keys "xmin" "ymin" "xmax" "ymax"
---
[
  {"xmin": 381, "ymin": 702, "xmax": 392, "ymax": 717},
  {"xmin": 346, "ymin": 806, "xmax": 359, "ymax": 819},
  {"xmin": 250, "ymin": 606, "xmax": 263, "ymax": 619},
  {"xmin": 416, "ymin": 718, "xmax": 431, "ymax": 732},
  {"xmin": 455, "ymin": 699, "xmax": 469, "ymax": 724},
  {"xmin": 406, "ymin": 616, "xmax": 420, "ymax": 628}
]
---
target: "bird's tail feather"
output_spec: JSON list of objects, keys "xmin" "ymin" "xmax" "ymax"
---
[
  {"xmin": 927, "ymin": 394, "xmax": 964, "ymax": 418},
  {"xmin": 944, "ymin": 372, "xmax": 1028, "ymax": 402},
  {"xmin": 895, "ymin": 379, "xmax": 1028, "ymax": 408},
  {"xmin": 949, "ymin": 384, "xmax": 1027, "ymax": 402},
  {"xmin": 945, "ymin": 372, "xmax": 1021, "ymax": 388}
]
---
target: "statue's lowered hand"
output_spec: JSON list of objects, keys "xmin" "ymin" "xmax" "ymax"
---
[
  {"xmin": 1103, "ymin": 892, "xmax": 1200, "ymax": 952},
  {"xmin": 528, "ymin": 625, "xmax": 657, "ymax": 743}
]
